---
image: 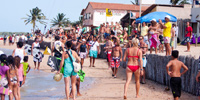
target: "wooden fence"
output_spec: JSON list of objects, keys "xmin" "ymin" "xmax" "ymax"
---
[{"xmin": 98, "ymin": 45, "xmax": 199, "ymax": 95}]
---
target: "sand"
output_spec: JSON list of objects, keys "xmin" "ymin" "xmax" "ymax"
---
[{"xmin": 0, "ymin": 39, "xmax": 198, "ymax": 100}]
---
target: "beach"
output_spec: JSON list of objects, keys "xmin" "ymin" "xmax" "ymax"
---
[{"xmin": 0, "ymin": 39, "xmax": 199, "ymax": 100}]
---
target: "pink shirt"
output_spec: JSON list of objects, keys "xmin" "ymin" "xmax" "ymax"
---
[
  {"xmin": 0, "ymin": 65, "xmax": 9, "ymax": 77},
  {"xmin": 18, "ymin": 64, "xmax": 24, "ymax": 81}
]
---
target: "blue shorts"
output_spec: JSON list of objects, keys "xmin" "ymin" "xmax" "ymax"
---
[
  {"xmin": 184, "ymin": 37, "xmax": 191, "ymax": 43},
  {"xmin": 104, "ymin": 33, "xmax": 110, "ymax": 38},
  {"xmin": 142, "ymin": 57, "xmax": 147, "ymax": 67},
  {"xmin": 89, "ymin": 50, "xmax": 98, "ymax": 58},
  {"xmin": 63, "ymin": 64, "xmax": 77, "ymax": 78}
]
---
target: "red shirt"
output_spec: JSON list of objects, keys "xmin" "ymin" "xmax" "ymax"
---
[{"xmin": 185, "ymin": 26, "xmax": 193, "ymax": 37}]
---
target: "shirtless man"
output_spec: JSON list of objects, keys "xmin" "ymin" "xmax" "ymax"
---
[
  {"xmin": 110, "ymin": 40, "xmax": 122, "ymax": 78},
  {"xmin": 105, "ymin": 23, "xmax": 111, "ymax": 38},
  {"xmin": 166, "ymin": 50, "xmax": 188, "ymax": 100},
  {"xmin": 104, "ymin": 36, "xmax": 113, "ymax": 68},
  {"xmin": 139, "ymin": 36, "xmax": 148, "ymax": 84}
]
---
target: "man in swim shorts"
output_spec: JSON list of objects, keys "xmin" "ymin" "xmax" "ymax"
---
[
  {"xmin": 110, "ymin": 40, "xmax": 122, "ymax": 78},
  {"xmin": 104, "ymin": 36, "xmax": 113, "ymax": 68},
  {"xmin": 139, "ymin": 36, "xmax": 148, "ymax": 84},
  {"xmin": 166, "ymin": 50, "xmax": 188, "ymax": 100},
  {"xmin": 89, "ymin": 36, "xmax": 100, "ymax": 67}
]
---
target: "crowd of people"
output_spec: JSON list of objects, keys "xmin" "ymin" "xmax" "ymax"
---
[{"xmin": 0, "ymin": 15, "xmax": 197, "ymax": 100}]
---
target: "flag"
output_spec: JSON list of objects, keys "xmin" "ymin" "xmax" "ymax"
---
[
  {"xmin": 130, "ymin": 11, "xmax": 136, "ymax": 19},
  {"xmin": 106, "ymin": 8, "xmax": 112, "ymax": 17},
  {"xmin": 43, "ymin": 47, "xmax": 51, "ymax": 55}
]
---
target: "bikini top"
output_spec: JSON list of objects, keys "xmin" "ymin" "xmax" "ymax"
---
[{"xmin": 128, "ymin": 48, "xmax": 139, "ymax": 58}]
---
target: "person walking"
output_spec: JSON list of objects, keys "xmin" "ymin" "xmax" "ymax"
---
[
  {"xmin": 89, "ymin": 36, "xmax": 100, "ymax": 67},
  {"xmin": 57, "ymin": 41, "xmax": 81, "ymax": 100},
  {"xmin": 184, "ymin": 22, "xmax": 193, "ymax": 52},
  {"xmin": 123, "ymin": 38, "xmax": 143, "ymax": 99},
  {"xmin": 159, "ymin": 15, "xmax": 172, "ymax": 56}
]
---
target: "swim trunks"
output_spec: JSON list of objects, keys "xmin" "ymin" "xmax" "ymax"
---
[
  {"xmin": 110, "ymin": 57, "xmax": 120, "ymax": 68},
  {"xmin": 107, "ymin": 50, "xmax": 112, "ymax": 62},
  {"xmin": 164, "ymin": 37, "xmax": 171, "ymax": 44},
  {"xmin": 89, "ymin": 50, "xmax": 98, "ymax": 58},
  {"xmin": 170, "ymin": 77, "xmax": 182, "ymax": 98}
]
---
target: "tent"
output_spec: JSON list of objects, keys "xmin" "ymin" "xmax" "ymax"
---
[{"xmin": 136, "ymin": 12, "xmax": 177, "ymax": 23}]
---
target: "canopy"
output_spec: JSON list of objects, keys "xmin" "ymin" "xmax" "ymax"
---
[{"xmin": 136, "ymin": 12, "xmax": 177, "ymax": 23}]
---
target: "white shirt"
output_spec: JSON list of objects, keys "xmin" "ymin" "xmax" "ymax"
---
[
  {"xmin": 21, "ymin": 35, "xmax": 25, "ymax": 40},
  {"xmin": 16, "ymin": 36, "xmax": 19, "ymax": 42},
  {"xmin": 14, "ymin": 48, "xmax": 24, "ymax": 63},
  {"xmin": 173, "ymin": 26, "xmax": 178, "ymax": 37},
  {"xmin": 89, "ymin": 41, "xmax": 99, "ymax": 51}
]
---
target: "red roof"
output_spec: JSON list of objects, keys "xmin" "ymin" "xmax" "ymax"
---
[{"xmin": 88, "ymin": 2, "xmax": 148, "ymax": 11}]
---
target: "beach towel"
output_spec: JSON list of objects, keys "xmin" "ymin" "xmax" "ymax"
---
[{"xmin": 150, "ymin": 34, "xmax": 160, "ymax": 48}]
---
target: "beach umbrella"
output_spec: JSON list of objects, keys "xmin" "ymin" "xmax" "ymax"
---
[{"xmin": 136, "ymin": 12, "xmax": 177, "ymax": 23}]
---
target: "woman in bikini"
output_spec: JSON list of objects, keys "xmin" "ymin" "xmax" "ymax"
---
[
  {"xmin": 7, "ymin": 56, "xmax": 19, "ymax": 100},
  {"xmin": 123, "ymin": 38, "xmax": 143, "ymax": 99}
]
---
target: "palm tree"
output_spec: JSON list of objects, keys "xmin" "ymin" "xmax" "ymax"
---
[
  {"xmin": 51, "ymin": 13, "xmax": 70, "ymax": 27},
  {"xmin": 170, "ymin": 0, "xmax": 190, "ymax": 5},
  {"xmin": 179, "ymin": 0, "xmax": 190, "ymax": 5},
  {"xmin": 23, "ymin": 7, "xmax": 47, "ymax": 32},
  {"xmin": 170, "ymin": 0, "xmax": 180, "ymax": 5}
]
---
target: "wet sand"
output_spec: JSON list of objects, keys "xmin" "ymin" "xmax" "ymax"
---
[{"xmin": 0, "ymin": 39, "xmax": 199, "ymax": 100}]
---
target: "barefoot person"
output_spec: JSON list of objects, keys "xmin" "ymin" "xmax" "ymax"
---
[
  {"xmin": 69, "ymin": 75, "xmax": 82, "ymax": 98},
  {"xmin": 89, "ymin": 36, "xmax": 100, "ymax": 67},
  {"xmin": 57, "ymin": 41, "xmax": 81, "ymax": 100},
  {"xmin": 159, "ymin": 16, "xmax": 172, "ymax": 56},
  {"xmin": 77, "ymin": 37, "xmax": 88, "ymax": 67},
  {"xmin": 139, "ymin": 36, "xmax": 148, "ymax": 84},
  {"xmin": 184, "ymin": 22, "xmax": 193, "ymax": 52},
  {"xmin": 123, "ymin": 38, "xmax": 143, "ymax": 99},
  {"xmin": 31, "ymin": 36, "xmax": 43, "ymax": 70},
  {"xmin": 110, "ymin": 40, "xmax": 122, "ymax": 78},
  {"xmin": 104, "ymin": 36, "xmax": 113, "ymax": 68},
  {"xmin": 166, "ymin": 50, "xmax": 188, "ymax": 100}
]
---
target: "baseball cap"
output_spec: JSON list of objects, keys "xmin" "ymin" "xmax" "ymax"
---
[{"xmin": 165, "ymin": 15, "xmax": 171, "ymax": 20}]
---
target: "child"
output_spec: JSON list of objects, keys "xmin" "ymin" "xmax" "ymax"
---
[
  {"xmin": 22, "ymin": 56, "xmax": 31, "ymax": 85},
  {"xmin": 15, "ymin": 56, "xmax": 24, "ymax": 100},
  {"xmin": 0, "ymin": 54, "xmax": 11, "ymax": 100},
  {"xmin": 7, "ymin": 55, "xmax": 19, "ymax": 100},
  {"xmin": 166, "ymin": 50, "xmax": 188, "ymax": 100}
]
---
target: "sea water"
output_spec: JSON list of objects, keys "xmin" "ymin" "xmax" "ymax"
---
[{"xmin": 0, "ymin": 48, "xmax": 95, "ymax": 100}]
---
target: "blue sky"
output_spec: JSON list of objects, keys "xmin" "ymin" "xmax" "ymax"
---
[{"xmin": 0, "ymin": 0, "xmax": 169, "ymax": 32}]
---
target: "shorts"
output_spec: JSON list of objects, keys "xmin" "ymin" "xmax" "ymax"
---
[
  {"xmin": 104, "ymin": 33, "xmax": 110, "ymax": 38},
  {"xmin": 170, "ymin": 77, "xmax": 182, "ymax": 98},
  {"xmin": 33, "ymin": 57, "xmax": 42, "ymax": 62},
  {"xmin": 184, "ymin": 37, "xmax": 191, "ymax": 43},
  {"xmin": 110, "ymin": 57, "xmax": 120, "ymax": 68},
  {"xmin": 164, "ymin": 37, "xmax": 171, "ymax": 44},
  {"xmin": 19, "ymin": 81, "xmax": 23, "ymax": 87},
  {"xmin": 142, "ymin": 57, "xmax": 147, "ymax": 67},
  {"xmin": 89, "ymin": 50, "xmax": 98, "ymax": 58},
  {"xmin": 80, "ymin": 52, "xmax": 87, "ymax": 59},
  {"xmin": 170, "ymin": 38, "xmax": 174, "ymax": 47},
  {"xmin": 107, "ymin": 51, "xmax": 112, "ymax": 62},
  {"xmin": 9, "ymin": 40, "xmax": 12, "ymax": 43}
]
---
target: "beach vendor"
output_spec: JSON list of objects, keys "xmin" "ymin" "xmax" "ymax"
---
[
  {"xmin": 31, "ymin": 36, "xmax": 43, "ymax": 70},
  {"xmin": 51, "ymin": 36, "xmax": 65, "ymax": 72},
  {"xmin": 149, "ymin": 19, "xmax": 160, "ymax": 54}
]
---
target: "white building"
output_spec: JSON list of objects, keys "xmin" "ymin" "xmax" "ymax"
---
[{"xmin": 80, "ymin": 2, "xmax": 149, "ymax": 27}]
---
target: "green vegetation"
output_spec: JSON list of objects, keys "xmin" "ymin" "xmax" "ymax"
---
[
  {"xmin": 0, "ymin": 32, "xmax": 28, "ymax": 36},
  {"xmin": 22, "ymin": 7, "xmax": 47, "ymax": 32},
  {"xmin": 170, "ymin": 0, "xmax": 190, "ymax": 5},
  {"xmin": 51, "ymin": 13, "xmax": 71, "ymax": 27}
]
